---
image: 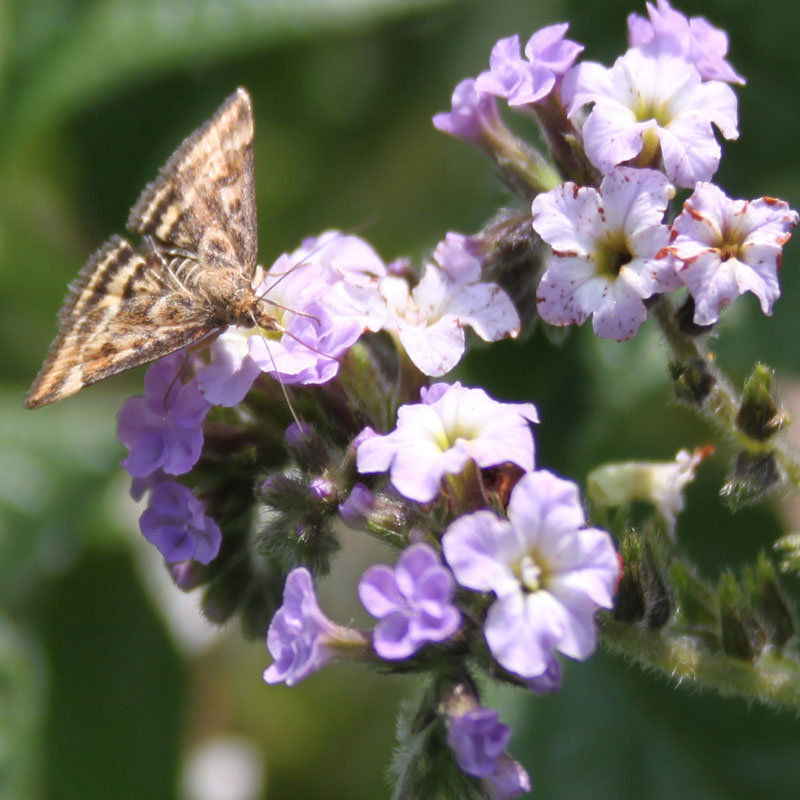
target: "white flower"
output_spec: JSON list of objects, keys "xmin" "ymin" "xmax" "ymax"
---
[
  {"xmin": 562, "ymin": 39, "xmax": 738, "ymax": 187},
  {"xmin": 587, "ymin": 447, "xmax": 711, "ymax": 538},
  {"xmin": 532, "ymin": 167, "xmax": 679, "ymax": 341}
]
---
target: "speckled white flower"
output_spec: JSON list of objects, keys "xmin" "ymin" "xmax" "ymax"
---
[
  {"xmin": 532, "ymin": 166, "xmax": 679, "ymax": 341},
  {"xmin": 670, "ymin": 183, "xmax": 799, "ymax": 325}
]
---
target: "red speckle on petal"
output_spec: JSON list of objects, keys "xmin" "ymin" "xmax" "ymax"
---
[{"xmin": 684, "ymin": 202, "xmax": 704, "ymax": 222}]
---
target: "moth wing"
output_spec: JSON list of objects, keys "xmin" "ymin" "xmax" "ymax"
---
[
  {"xmin": 25, "ymin": 237, "xmax": 213, "ymax": 409},
  {"xmin": 127, "ymin": 88, "xmax": 257, "ymax": 274}
]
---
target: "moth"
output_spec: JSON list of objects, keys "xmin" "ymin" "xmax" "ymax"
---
[{"xmin": 25, "ymin": 88, "xmax": 276, "ymax": 409}]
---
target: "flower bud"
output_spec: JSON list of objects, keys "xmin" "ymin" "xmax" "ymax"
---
[
  {"xmin": 736, "ymin": 363, "xmax": 786, "ymax": 442},
  {"xmin": 669, "ymin": 357, "xmax": 715, "ymax": 404},
  {"xmin": 743, "ymin": 554, "xmax": 795, "ymax": 649},
  {"xmin": 718, "ymin": 571, "xmax": 766, "ymax": 660},
  {"xmin": 720, "ymin": 450, "xmax": 780, "ymax": 509}
]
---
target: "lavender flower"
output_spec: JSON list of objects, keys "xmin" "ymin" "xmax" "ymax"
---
[
  {"xmin": 378, "ymin": 236, "xmax": 520, "ymax": 376},
  {"xmin": 358, "ymin": 543, "xmax": 461, "ymax": 659},
  {"xmin": 139, "ymin": 481, "xmax": 221, "ymax": 564},
  {"xmin": 670, "ymin": 183, "xmax": 799, "ymax": 325},
  {"xmin": 532, "ymin": 167, "xmax": 680, "ymax": 341},
  {"xmin": 263, "ymin": 568, "xmax": 366, "ymax": 686},
  {"xmin": 117, "ymin": 353, "xmax": 210, "ymax": 477},
  {"xmin": 338, "ymin": 483, "xmax": 377, "ymax": 528},
  {"xmin": 432, "ymin": 78, "xmax": 503, "ymax": 144},
  {"xmin": 196, "ymin": 328, "xmax": 263, "ymax": 407},
  {"xmin": 442, "ymin": 470, "xmax": 619, "ymax": 678},
  {"xmin": 197, "ymin": 231, "xmax": 385, "ymax": 404},
  {"xmin": 562, "ymin": 38, "xmax": 739, "ymax": 187},
  {"xmin": 447, "ymin": 707, "xmax": 531, "ymax": 799},
  {"xmin": 627, "ymin": 0, "xmax": 746, "ymax": 84},
  {"xmin": 476, "ymin": 24, "xmax": 583, "ymax": 106},
  {"xmin": 524, "ymin": 654, "xmax": 562, "ymax": 694},
  {"xmin": 357, "ymin": 382, "xmax": 538, "ymax": 503}
]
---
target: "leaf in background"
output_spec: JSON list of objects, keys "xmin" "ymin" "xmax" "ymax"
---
[
  {"xmin": 5, "ymin": 0, "xmax": 459, "ymax": 148},
  {"xmin": 0, "ymin": 618, "xmax": 44, "ymax": 800},
  {"xmin": 0, "ymin": 390, "xmax": 129, "ymax": 601}
]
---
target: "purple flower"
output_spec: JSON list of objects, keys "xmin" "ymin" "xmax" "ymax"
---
[
  {"xmin": 248, "ymin": 302, "xmax": 362, "ymax": 385},
  {"xmin": 378, "ymin": 239, "xmax": 520, "ymax": 376},
  {"xmin": 523, "ymin": 655, "xmax": 562, "ymax": 694},
  {"xmin": 627, "ymin": 0, "xmax": 745, "ymax": 84},
  {"xmin": 356, "ymin": 382, "xmax": 538, "ymax": 503},
  {"xmin": 476, "ymin": 24, "xmax": 582, "ymax": 107},
  {"xmin": 117, "ymin": 353, "xmax": 210, "ymax": 478},
  {"xmin": 433, "ymin": 78, "xmax": 503, "ymax": 144},
  {"xmin": 338, "ymin": 483, "xmax": 377, "ymax": 528},
  {"xmin": 524, "ymin": 22, "xmax": 583, "ymax": 78},
  {"xmin": 358, "ymin": 543, "xmax": 461, "ymax": 659},
  {"xmin": 476, "ymin": 35, "xmax": 556, "ymax": 106},
  {"xmin": 197, "ymin": 232, "xmax": 387, "ymax": 403},
  {"xmin": 139, "ymin": 481, "xmax": 221, "ymax": 564},
  {"xmin": 196, "ymin": 328, "xmax": 263, "ymax": 406},
  {"xmin": 263, "ymin": 568, "xmax": 366, "ymax": 687},
  {"xmin": 447, "ymin": 708, "xmax": 531, "ymax": 799},
  {"xmin": 562, "ymin": 39, "xmax": 738, "ymax": 187},
  {"xmin": 532, "ymin": 167, "xmax": 680, "ymax": 341},
  {"xmin": 442, "ymin": 470, "xmax": 619, "ymax": 678},
  {"xmin": 308, "ymin": 475, "xmax": 335, "ymax": 503},
  {"xmin": 670, "ymin": 183, "xmax": 799, "ymax": 325}
]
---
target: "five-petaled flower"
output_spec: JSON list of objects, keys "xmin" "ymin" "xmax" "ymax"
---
[
  {"xmin": 475, "ymin": 23, "xmax": 583, "ymax": 107},
  {"xmin": 139, "ymin": 481, "xmax": 221, "ymax": 564},
  {"xmin": 359, "ymin": 543, "xmax": 461, "ymax": 659},
  {"xmin": 627, "ymin": 0, "xmax": 746, "ymax": 84},
  {"xmin": 378, "ymin": 233, "xmax": 520, "ymax": 376},
  {"xmin": 118, "ymin": 353, "xmax": 210, "ymax": 478},
  {"xmin": 562, "ymin": 38, "xmax": 739, "ymax": 187},
  {"xmin": 442, "ymin": 470, "xmax": 619, "ymax": 678},
  {"xmin": 356, "ymin": 382, "xmax": 538, "ymax": 503},
  {"xmin": 670, "ymin": 183, "xmax": 799, "ymax": 325},
  {"xmin": 532, "ymin": 167, "xmax": 680, "ymax": 341}
]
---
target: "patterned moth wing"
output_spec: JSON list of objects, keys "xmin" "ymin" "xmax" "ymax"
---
[
  {"xmin": 24, "ymin": 237, "xmax": 215, "ymax": 408},
  {"xmin": 127, "ymin": 86, "xmax": 258, "ymax": 273},
  {"xmin": 25, "ymin": 88, "xmax": 271, "ymax": 409}
]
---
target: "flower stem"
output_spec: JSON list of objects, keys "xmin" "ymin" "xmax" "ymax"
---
[{"xmin": 599, "ymin": 616, "xmax": 800, "ymax": 710}]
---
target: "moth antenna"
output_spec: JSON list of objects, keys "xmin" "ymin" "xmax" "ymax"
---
[
  {"xmin": 249, "ymin": 312, "xmax": 302, "ymax": 429},
  {"xmin": 161, "ymin": 350, "xmax": 193, "ymax": 411},
  {"xmin": 255, "ymin": 292, "xmax": 321, "ymax": 325}
]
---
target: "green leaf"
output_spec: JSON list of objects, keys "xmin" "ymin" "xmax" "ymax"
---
[
  {"xmin": 0, "ymin": 618, "xmax": 44, "ymax": 800},
  {"xmin": 6, "ymin": 0, "xmax": 458, "ymax": 147}
]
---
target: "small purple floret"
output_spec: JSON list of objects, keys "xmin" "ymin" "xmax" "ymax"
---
[
  {"xmin": 139, "ymin": 481, "xmax": 221, "ymax": 564},
  {"xmin": 447, "ymin": 708, "xmax": 531, "ymax": 798},
  {"xmin": 359, "ymin": 543, "xmax": 461, "ymax": 659},
  {"xmin": 263, "ymin": 568, "xmax": 340, "ymax": 686},
  {"xmin": 118, "ymin": 353, "xmax": 210, "ymax": 478},
  {"xmin": 433, "ymin": 78, "xmax": 502, "ymax": 144}
]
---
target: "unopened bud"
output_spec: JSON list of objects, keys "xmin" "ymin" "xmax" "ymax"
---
[
  {"xmin": 718, "ymin": 572, "xmax": 766, "ymax": 660},
  {"xmin": 736, "ymin": 363, "xmax": 786, "ymax": 442},
  {"xmin": 720, "ymin": 450, "xmax": 780, "ymax": 509}
]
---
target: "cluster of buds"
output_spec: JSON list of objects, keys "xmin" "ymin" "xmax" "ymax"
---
[{"xmin": 115, "ymin": 1, "xmax": 800, "ymax": 794}]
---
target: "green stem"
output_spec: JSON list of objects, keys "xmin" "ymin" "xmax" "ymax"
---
[
  {"xmin": 650, "ymin": 295, "xmax": 800, "ymax": 487},
  {"xmin": 599, "ymin": 616, "xmax": 800, "ymax": 710}
]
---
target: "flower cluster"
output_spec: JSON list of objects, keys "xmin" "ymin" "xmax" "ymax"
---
[
  {"xmin": 105, "ymin": 2, "xmax": 800, "ymax": 796},
  {"xmin": 435, "ymin": 0, "xmax": 798, "ymax": 340}
]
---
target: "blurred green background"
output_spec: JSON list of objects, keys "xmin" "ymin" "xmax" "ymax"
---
[{"xmin": 2, "ymin": 0, "xmax": 800, "ymax": 797}]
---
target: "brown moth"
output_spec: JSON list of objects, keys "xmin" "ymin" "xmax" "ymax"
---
[{"xmin": 25, "ymin": 88, "xmax": 276, "ymax": 409}]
